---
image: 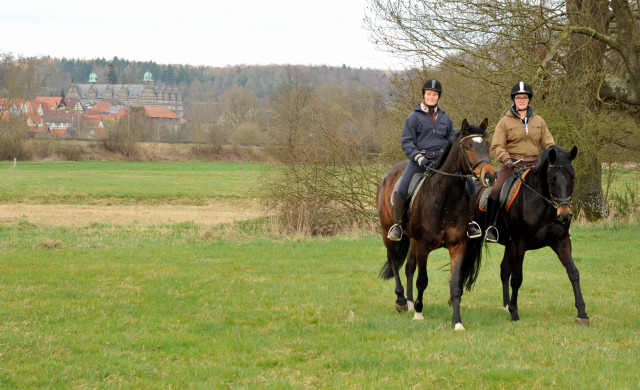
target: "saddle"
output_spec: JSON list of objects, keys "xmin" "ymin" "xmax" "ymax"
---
[
  {"xmin": 479, "ymin": 168, "xmax": 531, "ymax": 212},
  {"xmin": 389, "ymin": 150, "xmax": 450, "ymax": 213},
  {"xmin": 391, "ymin": 172, "xmax": 426, "ymax": 214}
]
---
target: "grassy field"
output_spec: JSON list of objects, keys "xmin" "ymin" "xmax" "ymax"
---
[
  {"xmin": 1, "ymin": 161, "xmax": 639, "ymax": 388},
  {"xmin": 0, "ymin": 161, "xmax": 266, "ymax": 204}
]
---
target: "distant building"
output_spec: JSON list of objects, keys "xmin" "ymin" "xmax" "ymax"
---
[{"xmin": 66, "ymin": 71, "xmax": 185, "ymax": 116}]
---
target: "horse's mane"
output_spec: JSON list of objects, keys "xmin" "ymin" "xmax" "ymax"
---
[{"xmin": 534, "ymin": 145, "xmax": 575, "ymax": 175}]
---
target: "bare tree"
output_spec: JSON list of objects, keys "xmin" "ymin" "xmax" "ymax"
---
[
  {"xmin": 0, "ymin": 53, "xmax": 40, "ymax": 160},
  {"xmin": 267, "ymin": 66, "xmax": 313, "ymax": 153},
  {"xmin": 365, "ymin": 0, "xmax": 640, "ymax": 219}
]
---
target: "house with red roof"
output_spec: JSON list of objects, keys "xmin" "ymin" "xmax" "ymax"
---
[
  {"xmin": 43, "ymin": 110, "xmax": 75, "ymax": 137},
  {"xmin": 143, "ymin": 106, "xmax": 187, "ymax": 141},
  {"xmin": 35, "ymin": 97, "xmax": 63, "ymax": 111}
]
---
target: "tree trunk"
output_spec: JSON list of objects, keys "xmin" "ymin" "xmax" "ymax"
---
[
  {"xmin": 565, "ymin": 0, "xmax": 610, "ymax": 219},
  {"xmin": 575, "ymin": 155, "xmax": 606, "ymax": 220}
]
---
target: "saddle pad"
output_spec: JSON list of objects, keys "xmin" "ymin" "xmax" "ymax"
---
[
  {"xmin": 479, "ymin": 187, "xmax": 491, "ymax": 211},
  {"xmin": 503, "ymin": 168, "xmax": 531, "ymax": 213}
]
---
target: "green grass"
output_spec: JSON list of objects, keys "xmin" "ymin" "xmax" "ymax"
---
[
  {"xmin": 1, "ymin": 222, "xmax": 639, "ymax": 388},
  {"xmin": 1, "ymin": 161, "xmax": 639, "ymax": 387},
  {"xmin": 0, "ymin": 161, "xmax": 266, "ymax": 204}
]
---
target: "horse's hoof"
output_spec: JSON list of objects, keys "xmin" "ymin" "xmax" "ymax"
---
[
  {"xmin": 503, "ymin": 305, "xmax": 509, "ymax": 311},
  {"xmin": 413, "ymin": 312, "xmax": 424, "ymax": 321},
  {"xmin": 575, "ymin": 317, "xmax": 590, "ymax": 327},
  {"xmin": 395, "ymin": 303, "xmax": 408, "ymax": 313},
  {"xmin": 407, "ymin": 301, "xmax": 415, "ymax": 312},
  {"xmin": 454, "ymin": 323, "xmax": 465, "ymax": 331}
]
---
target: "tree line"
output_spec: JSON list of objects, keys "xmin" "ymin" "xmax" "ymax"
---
[{"xmin": 27, "ymin": 55, "xmax": 392, "ymax": 102}]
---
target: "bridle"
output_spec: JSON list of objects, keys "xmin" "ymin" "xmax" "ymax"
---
[
  {"xmin": 426, "ymin": 134, "xmax": 491, "ymax": 184},
  {"xmin": 459, "ymin": 134, "xmax": 492, "ymax": 185},
  {"xmin": 547, "ymin": 164, "xmax": 573, "ymax": 209},
  {"xmin": 514, "ymin": 163, "xmax": 573, "ymax": 209}
]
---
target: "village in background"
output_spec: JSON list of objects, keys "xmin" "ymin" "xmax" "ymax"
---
[
  {"xmin": 1, "ymin": 70, "xmax": 185, "ymax": 141},
  {"xmin": 0, "ymin": 56, "xmax": 393, "ymax": 149}
]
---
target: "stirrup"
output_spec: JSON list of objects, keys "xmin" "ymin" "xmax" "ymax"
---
[
  {"xmin": 387, "ymin": 224, "xmax": 403, "ymax": 242},
  {"xmin": 485, "ymin": 225, "xmax": 499, "ymax": 243},
  {"xmin": 466, "ymin": 221, "xmax": 482, "ymax": 239}
]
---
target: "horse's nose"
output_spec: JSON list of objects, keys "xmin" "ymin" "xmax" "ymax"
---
[
  {"xmin": 556, "ymin": 208, "xmax": 573, "ymax": 224},
  {"xmin": 484, "ymin": 172, "xmax": 496, "ymax": 187}
]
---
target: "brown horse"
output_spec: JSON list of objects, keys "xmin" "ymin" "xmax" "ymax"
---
[
  {"xmin": 377, "ymin": 119, "xmax": 496, "ymax": 330},
  {"xmin": 473, "ymin": 145, "xmax": 589, "ymax": 325}
]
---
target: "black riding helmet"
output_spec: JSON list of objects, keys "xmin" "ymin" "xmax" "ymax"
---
[
  {"xmin": 422, "ymin": 79, "xmax": 442, "ymax": 95},
  {"xmin": 510, "ymin": 81, "xmax": 533, "ymax": 99}
]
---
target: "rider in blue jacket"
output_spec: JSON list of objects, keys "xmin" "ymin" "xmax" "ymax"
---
[{"xmin": 387, "ymin": 79, "xmax": 482, "ymax": 241}]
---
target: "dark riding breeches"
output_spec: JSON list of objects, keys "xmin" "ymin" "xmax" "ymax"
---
[{"xmin": 396, "ymin": 160, "xmax": 425, "ymax": 201}]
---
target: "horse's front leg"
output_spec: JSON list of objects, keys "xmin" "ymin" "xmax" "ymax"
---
[
  {"xmin": 449, "ymin": 243, "xmax": 466, "ymax": 330},
  {"xmin": 503, "ymin": 243, "xmax": 524, "ymax": 321},
  {"xmin": 405, "ymin": 242, "xmax": 417, "ymax": 311},
  {"xmin": 412, "ymin": 245, "xmax": 428, "ymax": 320},
  {"xmin": 552, "ymin": 236, "xmax": 590, "ymax": 326}
]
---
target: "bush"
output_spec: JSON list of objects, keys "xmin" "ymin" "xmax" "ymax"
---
[{"xmin": 0, "ymin": 120, "xmax": 30, "ymax": 160}]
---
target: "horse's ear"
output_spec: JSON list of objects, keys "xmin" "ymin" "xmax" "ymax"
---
[
  {"xmin": 548, "ymin": 148, "xmax": 557, "ymax": 164},
  {"xmin": 480, "ymin": 118, "xmax": 488, "ymax": 130},
  {"xmin": 570, "ymin": 146, "xmax": 578, "ymax": 160},
  {"xmin": 461, "ymin": 119, "xmax": 469, "ymax": 133}
]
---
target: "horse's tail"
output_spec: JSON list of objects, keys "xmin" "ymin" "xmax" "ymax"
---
[
  {"xmin": 379, "ymin": 235, "xmax": 410, "ymax": 280},
  {"xmin": 461, "ymin": 237, "xmax": 483, "ymax": 291}
]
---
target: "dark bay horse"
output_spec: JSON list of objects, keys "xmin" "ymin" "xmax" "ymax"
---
[
  {"xmin": 473, "ymin": 145, "xmax": 589, "ymax": 325},
  {"xmin": 377, "ymin": 119, "xmax": 496, "ymax": 330}
]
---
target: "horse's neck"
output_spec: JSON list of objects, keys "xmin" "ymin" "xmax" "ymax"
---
[
  {"xmin": 526, "ymin": 166, "xmax": 548, "ymax": 194},
  {"xmin": 423, "ymin": 149, "xmax": 466, "ymax": 198}
]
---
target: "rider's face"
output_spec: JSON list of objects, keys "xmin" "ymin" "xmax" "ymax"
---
[
  {"xmin": 513, "ymin": 94, "xmax": 530, "ymax": 111},
  {"xmin": 423, "ymin": 90, "xmax": 439, "ymax": 107}
]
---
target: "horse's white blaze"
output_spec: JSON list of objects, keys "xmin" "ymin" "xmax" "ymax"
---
[
  {"xmin": 413, "ymin": 312, "xmax": 424, "ymax": 320},
  {"xmin": 454, "ymin": 322, "xmax": 465, "ymax": 331},
  {"xmin": 472, "ymin": 136, "xmax": 483, "ymax": 143},
  {"xmin": 407, "ymin": 301, "xmax": 415, "ymax": 312}
]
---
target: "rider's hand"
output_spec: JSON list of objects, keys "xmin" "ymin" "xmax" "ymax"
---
[
  {"xmin": 504, "ymin": 159, "xmax": 516, "ymax": 173},
  {"xmin": 416, "ymin": 155, "xmax": 431, "ymax": 169}
]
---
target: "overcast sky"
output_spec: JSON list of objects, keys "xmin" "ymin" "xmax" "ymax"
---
[{"xmin": 1, "ymin": 0, "xmax": 402, "ymax": 70}]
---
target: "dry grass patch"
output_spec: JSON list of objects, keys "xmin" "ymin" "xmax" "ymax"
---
[{"xmin": 0, "ymin": 200, "xmax": 267, "ymax": 228}]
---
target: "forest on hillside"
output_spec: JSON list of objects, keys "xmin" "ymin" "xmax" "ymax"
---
[{"xmin": 30, "ymin": 56, "xmax": 394, "ymax": 102}]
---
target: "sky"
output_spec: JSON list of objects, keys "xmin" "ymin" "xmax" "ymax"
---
[{"xmin": 1, "ymin": 0, "xmax": 402, "ymax": 70}]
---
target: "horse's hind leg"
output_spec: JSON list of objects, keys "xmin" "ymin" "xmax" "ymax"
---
[
  {"xmin": 385, "ymin": 246, "xmax": 408, "ymax": 312},
  {"xmin": 500, "ymin": 255, "xmax": 512, "ymax": 310},
  {"xmin": 552, "ymin": 237, "xmax": 589, "ymax": 326}
]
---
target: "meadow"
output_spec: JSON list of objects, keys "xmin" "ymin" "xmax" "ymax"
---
[{"xmin": 1, "ymin": 161, "xmax": 639, "ymax": 388}]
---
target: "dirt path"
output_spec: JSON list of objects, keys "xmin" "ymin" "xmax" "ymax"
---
[{"xmin": 0, "ymin": 202, "xmax": 267, "ymax": 227}]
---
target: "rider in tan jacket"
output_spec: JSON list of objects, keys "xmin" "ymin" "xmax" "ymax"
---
[{"xmin": 485, "ymin": 81, "xmax": 555, "ymax": 242}]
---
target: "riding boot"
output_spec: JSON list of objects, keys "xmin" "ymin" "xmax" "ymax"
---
[
  {"xmin": 387, "ymin": 193, "xmax": 406, "ymax": 242},
  {"xmin": 485, "ymin": 197, "xmax": 500, "ymax": 243},
  {"xmin": 467, "ymin": 221, "xmax": 482, "ymax": 239},
  {"xmin": 465, "ymin": 178, "xmax": 482, "ymax": 239}
]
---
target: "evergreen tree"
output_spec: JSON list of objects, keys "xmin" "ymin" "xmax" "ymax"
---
[{"xmin": 107, "ymin": 63, "xmax": 118, "ymax": 84}]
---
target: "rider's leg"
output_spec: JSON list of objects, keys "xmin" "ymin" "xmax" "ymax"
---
[
  {"xmin": 485, "ymin": 166, "xmax": 511, "ymax": 242},
  {"xmin": 388, "ymin": 161, "xmax": 421, "ymax": 241},
  {"xmin": 465, "ymin": 178, "xmax": 482, "ymax": 239}
]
